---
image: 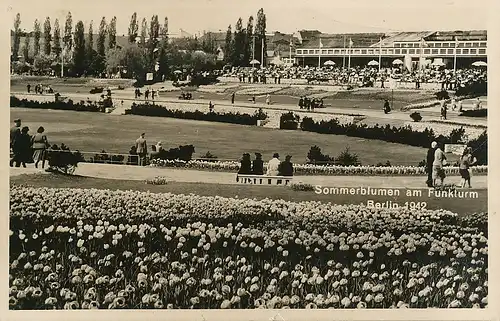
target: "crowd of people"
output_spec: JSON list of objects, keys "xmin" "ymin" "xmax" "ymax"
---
[
  {"xmin": 237, "ymin": 152, "xmax": 294, "ymax": 176},
  {"xmin": 425, "ymin": 141, "xmax": 477, "ymax": 188},
  {"xmin": 224, "ymin": 65, "xmax": 487, "ymax": 89},
  {"xmin": 10, "ymin": 119, "xmax": 51, "ymax": 169}
]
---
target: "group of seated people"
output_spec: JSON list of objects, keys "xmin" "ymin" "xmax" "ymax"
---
[{"xmin": 237, "ymin": 152, "xmax": 294, "ymax": 176}]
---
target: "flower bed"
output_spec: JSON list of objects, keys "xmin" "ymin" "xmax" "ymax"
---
[
  {"xmin": 149, "ymin": 159, "xmax": 488, "ymax": 176},
  {"xmin": 9, "ymin": 186, "xmax": 488, "ymax": 309}
]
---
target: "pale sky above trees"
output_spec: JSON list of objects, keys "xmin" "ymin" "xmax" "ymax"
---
[{"xmin": 9, "ymin": 0, "xmax": 490, "ymax": 35}]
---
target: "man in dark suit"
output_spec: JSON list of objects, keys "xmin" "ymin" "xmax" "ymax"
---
[
  {"xmin": 252, "ymin": 153, "xmax": 264, "ymax": 175},
  {"xmin": 426, "ymin": 141, "xmax": 437, "ymax": 187},
  {"xmin": 278, "ymin": 155, "xmax": 294, "ymax": 176},
  {"xmin": 10, "ymin": 119, "xmax": 21, "ymax": 167}
]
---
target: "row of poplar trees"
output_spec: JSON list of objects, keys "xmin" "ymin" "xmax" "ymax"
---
[
  {"xmin": 11, "ymin": 12, "xmax": 168, "ymax": 77},
  {"xmin": 224, "ymin": 8, "xmax": 267, "ymax": 67}
]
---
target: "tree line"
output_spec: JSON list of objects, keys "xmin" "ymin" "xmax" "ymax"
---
[{"xmin": 11, "ymin": 9, "xmax": 267, "ymax": 79}]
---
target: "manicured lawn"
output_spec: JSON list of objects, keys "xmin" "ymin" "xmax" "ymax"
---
[
  {"xmin": 10, "ymin": 173, "xmax": 487, "ymax": 216},
  {"xmin": 10, "ymin": 108, "xmax": 427, "ymax": 165}
]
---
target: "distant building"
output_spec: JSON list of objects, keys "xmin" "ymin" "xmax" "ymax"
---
[{"xmin": 294, "ymin": 30, "xmax": 487, "ymax": 68}]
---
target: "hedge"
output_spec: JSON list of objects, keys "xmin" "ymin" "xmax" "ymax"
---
[
  {"xmin": 10, "ymin": 96, "xmax": 104, "ymax": 112},
  {"xmin": 127, "ymin": 103, "xmax": 260, "ymax": 125}
]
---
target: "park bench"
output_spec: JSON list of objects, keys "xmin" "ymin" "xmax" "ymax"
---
[{"xmin": 236, "ymin": 174, "xmax": 293, "ymax": 186}]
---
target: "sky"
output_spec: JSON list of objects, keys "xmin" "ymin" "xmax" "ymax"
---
[{"xmin": 7, "ymin": 0, "xmax": 491, "ymax": 36}]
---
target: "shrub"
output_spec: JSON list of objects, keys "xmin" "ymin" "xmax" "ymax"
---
[
  {"xmin": 336, "ymin": 147, "xmax": 361, "ymax": 166},
  {"xmin": 468, "ymin": 131, "xmax": 488, "ymax": 165},
  {"xmin": 254, "ymin": 108, "xmax": 268, "ymax": 120},
  {"xmin": 157, "ymin": 145, "xmax": 195, "ymax": 162},
  {"xmin": 449, "ymin": 127, "xmax": 466, "ymax": 144},
  {"xmin": 307, "ymin": 145, "xmax": 334, "ymax": 165},
  {"xmin": 410, "ymin": 112, "xmax": 422, "ymax": 122},
  {"xmin": 45, "ymin": 144, "xmax": 83, "ymax": 173},
  {"xmin": 300, "ymin": 117, "xmax": 317, "ymax": 131},
  {"xmin": 279, "ymin": 112, "xmax": 300, "ymax": 130},
  {"xmin": 455, "ymin": 81, "xmax": 487, "ymax": 97}
]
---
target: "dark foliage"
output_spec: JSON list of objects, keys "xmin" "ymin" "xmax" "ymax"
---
[
  {"xmin": 336, "ymin": 147, "xmax": 361, "ymax": 166},
  {"xmin": 455, "ymin": 81, "xmax": 487, "ymax": 97},
  {"xmin": 410, "ymin": 112, "xmax": 423, "ymax": 122},
  {"xmin": 279, "ymin": 112, "xmax": 300, "ymax": 130},
  {"xmin": 435, "ymin": 90, "xmax": 449, "ymax": 100},
  {"xmin": 157, "ymin": 145, "xmax": 196, "ymax": 161}
]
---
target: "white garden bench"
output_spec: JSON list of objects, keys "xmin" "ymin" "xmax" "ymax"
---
[{"xmin": 236, "ymin": 174, "xmax": 293, "ymax": 186}]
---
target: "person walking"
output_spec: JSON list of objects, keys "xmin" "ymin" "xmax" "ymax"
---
[
  {"xmin": 440, "ymin": 101, "xmax": 447, "ymax": 120},
  {"xmin": 475, "ymin": 98, "xmax": 482, "ymax": 110},
  {"xmin": 31, "ymin": 126, "xmax": 49, "ymax": 169},
  {"xmin": 278, "ymin": 155, "xmax": 294, "ymax": 176},
  {"xmin": 252, "ymin": 152, "xmax": 264, "ymax": 175},
  {"xmin": 266, "ymin": 153, "xmax": 280, "ymax": 176},
  {"xmin": 10, "ymin": 118, "xmax": 22, "ymax": 167},
  {"xmin": 266, "ymin": 94, "xmax": 271, "ymax": 105},
  {"xmin": 12, "ymin": 126, "xmax": 32, "ymax": 168},
  {"xmin": 426, "ymin": 141, "xmax": 437, "ymax": 187},
  {"xmin": 135, "ymin": 133, "xmax": 148, "ymax": 166},
  {"xmin": 383, "ymin": 99, "xmax": 391, "ymax": 114},
  {"xmin": 432, "ymin": 142, "xmax": 447, "ymax": 188},
  {"xmin": 231, "ymin": 92, "xmax": 235, "ymax": 105},
  {"xmin": 459, "ymin": 147, "xmax": 477, "ymax": 188},
  {"xmin": 298, "ymin": 96, "xmax": 304, "ymax": 109},
  {"xmin": 27, "ymin": 84, "xmax": 31, "ymax": 93}
]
